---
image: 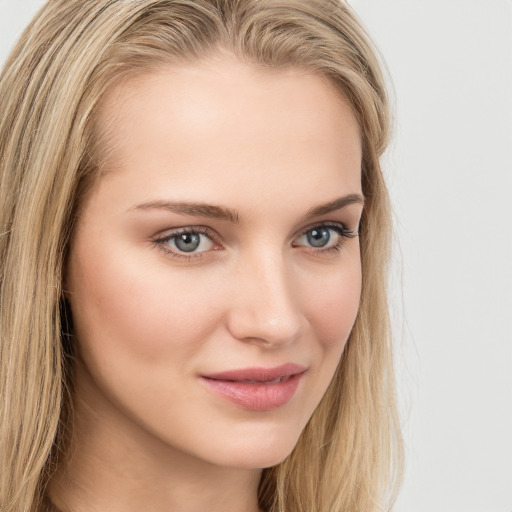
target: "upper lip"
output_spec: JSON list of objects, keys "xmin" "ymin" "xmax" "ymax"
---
[{"xmin": 202, "ymin": 363, "xmax": 306, "ymax": 382}]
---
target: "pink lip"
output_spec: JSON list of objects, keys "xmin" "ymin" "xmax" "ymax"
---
[{"xmin": 200, "ymin": 364, "xmax": 306, "ymax": 411}]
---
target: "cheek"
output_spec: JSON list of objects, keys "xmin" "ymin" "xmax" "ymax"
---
[
  {"xmin": 66, "ymin": 240, "xmax": 223, "ymax": 367},
  {"xmin": 301, "ymin": 255, "xmax": 362, "ymax": 352}
]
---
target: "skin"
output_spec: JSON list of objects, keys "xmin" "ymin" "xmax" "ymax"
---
[{"xmin": 50, "ymin": 52, "xmax": 364, "ymax": 512}]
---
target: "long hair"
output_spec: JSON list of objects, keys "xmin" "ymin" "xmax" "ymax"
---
[{"xmin": 0, "ymin": 1, "xmax": 403, "ymax": 511}]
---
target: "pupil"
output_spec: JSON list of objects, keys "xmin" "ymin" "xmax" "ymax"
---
[
  {"xmin": 307, "ymin": 228, "xmax": 330, "ymax": 248},
  {"xmin": 175, "ymin": 233, "xmax": 200, "ymax": 252}
]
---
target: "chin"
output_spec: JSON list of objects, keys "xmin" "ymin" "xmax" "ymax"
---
[
  {"xmin": 217, "ymin": 450, "xmax": 295, "ymax": 471},
  {"xmin": 204, "ymin": 425, "xmax": 303, "ymax": 470}
]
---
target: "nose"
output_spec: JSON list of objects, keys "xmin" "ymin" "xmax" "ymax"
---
[{"xmin": 226, "ymin": 250, "xmax": 303, "ymax": 347}]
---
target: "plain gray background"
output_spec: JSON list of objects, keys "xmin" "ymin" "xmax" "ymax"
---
[{"xmin": 1, "ymin": 1, "xmax": 511, "ymax": 511}]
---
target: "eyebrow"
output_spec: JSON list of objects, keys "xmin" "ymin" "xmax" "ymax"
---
[
  {"xmin": 130, "ymin": 193, "xmax": 364, "ymax": 223},
  {"xmin": 130, "ymin": 200, "xmax": 240, "ymax": 223},
  {"xmin": 304, "ymin": 193, "xmax": 365, "ymax": 219}
]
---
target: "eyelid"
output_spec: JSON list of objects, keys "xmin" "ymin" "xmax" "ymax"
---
[
  {"xmin": 152, "ymin": 220, "xmax": 359, "ymax": 261},
  {"xmin": 154, "ymin": 225, "xmax": 217, "ymax": 241},
  {"xmin": 153, "ymin": 225, "xmax": 221, "ymax": 260},
  {"xmin": 291, "ymin": 221, "xmax": 359, "ymax": 257},
  {"xmin": 294, "ymin": 221, "xmax": 358, "ymax": 241}
]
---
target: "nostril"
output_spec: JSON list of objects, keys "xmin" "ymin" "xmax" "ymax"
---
[
  {"xmin": 226, "ymin": 306, "xmax": 302, "ymax": 346},
  {"xmin": 226, "ymin": 256, "xmax": 303, "ymax": 345}
]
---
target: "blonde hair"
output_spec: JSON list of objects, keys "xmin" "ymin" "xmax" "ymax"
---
[{"xmin": 0, "ymin": 1, "xmax": 402, "ymax": 511}]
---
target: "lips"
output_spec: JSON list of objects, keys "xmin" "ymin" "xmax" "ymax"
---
[{"xmin": 200, "ymin": 364, "xmax": 306, "ymax": 411}]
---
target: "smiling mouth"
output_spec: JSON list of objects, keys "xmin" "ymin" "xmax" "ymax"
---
[
  {"xmin": 200, "ymin": 364, "xmax": 306, "ymax": 411},
  {"xmin": 203, "ymin": 363, "xmax": 306, "ymax": 382},
  {"xmin": 232, "ymin": 376, "xmax": 290, "ymax": 384}
]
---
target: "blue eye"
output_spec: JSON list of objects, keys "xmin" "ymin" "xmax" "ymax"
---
[
  {"xmin": 159, "ymin": 230, "xmax": 214, "ymax": 255},
  {"xmin": 154, "ymin": 223, "xmax": 358, "ymax": 261},
  {"xmin": 305, "ymin": 227, "xmax": 332, "ymax": 248},
  {"xmin": 295, "ymin": 223, "xmax": 356, "ymax": 251},
  {"xmin": 174, "ymin": 233, "xmax": 202, "ymax": 252}
]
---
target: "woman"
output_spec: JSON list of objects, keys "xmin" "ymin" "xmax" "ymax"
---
[{"xmin": 0, "ymin": 1, "xmax": 402, "ymax": 511}]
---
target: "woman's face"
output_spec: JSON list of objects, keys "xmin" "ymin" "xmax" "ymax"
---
[{"xmin": 66, "ymin": 54, "xmax": 363, "ymax": 470}]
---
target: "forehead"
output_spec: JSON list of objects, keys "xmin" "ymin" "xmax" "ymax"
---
[{"xmin": 90, "ymin": 55, "xmax": 362, "ymax": 211}]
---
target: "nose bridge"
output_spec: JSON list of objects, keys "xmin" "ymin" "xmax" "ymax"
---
[{"xmin": 227, "ymin": 246, "xmax": 302, "ymax": 346}]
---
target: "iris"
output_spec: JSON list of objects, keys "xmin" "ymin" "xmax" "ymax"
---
[
  {"xmin": 175, "ymin": 233, "xmax": 201, "ymax": 252},
  {"xmin": 306, "ymin": 228, "xmax": 331, "ymax": 248}
]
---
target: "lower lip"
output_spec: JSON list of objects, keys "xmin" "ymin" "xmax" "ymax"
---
[{"xmin": 200, "ymin": 373, "xmax": 304, "ymax": 411}]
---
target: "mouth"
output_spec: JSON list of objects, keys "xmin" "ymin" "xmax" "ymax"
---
[
  {"xmin": 200, "ymin": 364, "xmax": 306, "ymax": 411},
  {"xmin": 233, "ymin": 376, "xmax": 290, "ymax": 385}
]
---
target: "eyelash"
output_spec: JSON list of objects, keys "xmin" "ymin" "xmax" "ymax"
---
[
  {"xmin": 153, "ymin": 226, "xmax": 218, "ymax": 261},
  {"xmin": 153, "ymin": 223, "xmax": 359, "ymax": 261},
  {"xmin": 294, "ymin": 223, "xmax": 359, "ymax": 255}
]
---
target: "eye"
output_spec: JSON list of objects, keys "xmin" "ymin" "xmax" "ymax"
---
[
  {"xmin": 302, "ymin": 227, "xmax": 335, "ymax": 248},
  {"xmin": 154, "ymin": 227, "xmax": 216, "ymax": 258},
  {"xmin": 171, "ymin": 232, "xmax": 212, "ymax": 253},
  {"xmin": 294, "ymin": 223, "xmax": 357, "ymax": 252}
]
